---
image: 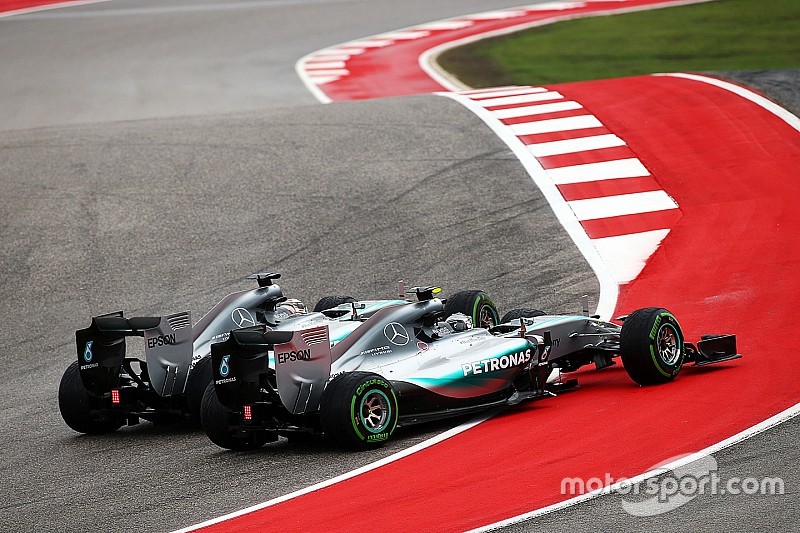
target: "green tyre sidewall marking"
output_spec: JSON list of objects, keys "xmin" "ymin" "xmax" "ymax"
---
[
  {"xmin": 649, "ymin": 314, "xmax": 684, "ymax": 378},
  {"xmin": 349, "ymin": 395, "xmax": 365, "ymax": 441},
  {"xmin": 472, "ymin": 295, "xmax": 498, "ymax": 327}
]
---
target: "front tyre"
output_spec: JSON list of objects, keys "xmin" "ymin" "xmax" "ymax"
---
[
  {"xmin": 621, "ymin": 307, "xmax": 685, "ymax": 385},
  {"xmin": 58, "ymin": 361, "xmax": 122, "ymax": 434},
  {"xmin": 320, "ymin": 372, "xmax": 399, "ymax": 450},
  {"xmin": 500, "ymin": 308, "xmax": 546, "ymax": 324},
  {"xmin": 200, "ymin": 382, "xmax": 268, "ymax": 450},
  {"xmin": 444, "ymin": 290, "xmax": 500, "ymax": 329},
  {"xmin": 313, "ymin": 295, "xmax": 356, "ymax": 312}
]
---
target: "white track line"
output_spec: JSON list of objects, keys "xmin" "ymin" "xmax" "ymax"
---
[
  {"xmin": 510, "ymin": 115, "xmax": 602, "ymax": 136},
  {"xmin": 173, "ymin": 409, "xmax": 499, "ymax": 532},
  {"xmin": 493, "ymin": 101, "xmax": 583, "ymax": 120},
  {"xmin": 547, "ymin": 157, "xmax": 650, "ymax": 183},
  {"xmin": 469, "ymin": 87, "xmax": 548, "ymax": 99},
  {"xmin": 527, "ymin": 133, "xmax": 625, "ymax": 157},
  {"xmin": 567, "ymin": 190, "xmax": 676, "ymax": 220},
  {"xmin": 480, "ymin": 91, "xmax": 564, "ymax": 107}
]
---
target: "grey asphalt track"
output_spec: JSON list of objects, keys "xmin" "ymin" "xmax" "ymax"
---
[
  {"xmin": 0, "ymin": 95, "xmax": 598, "ymax": 531},
  {"xmin": 0, "ymin": 0, "xmax": 797, "ymax": 531},
  {"xmin": 0, "ymin": 0, "xmax": 536, "ymax": 131}
]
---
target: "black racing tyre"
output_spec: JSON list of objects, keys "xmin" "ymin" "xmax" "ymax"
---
[
  {"xmin": 313, "ymin": 295, "xmax": 356, "ymax": 312},
  {"xmin": 621, "ymin": 307, "xmax": 685, "ymax": 385},
  {"xmin": 444, "ymin": 290, "xmax": 500, "ymax": 329},
  {"xmin": 185, "ymin": 356, "xmax": 213, "ymax": 426},
  {"xmin": 320, "ymin": 372, "xmax": 399, "ymax": 450},
  {"xmin": 58, "ymin": 361, "xmax": 123, "ymax": 435},
  {"xmin": 200, "ymin": 382, "xmax": 269, "ymax": 450},
  {"xmin": 500, "ymin": 308, "xmax": 546, "ymax": 324}
]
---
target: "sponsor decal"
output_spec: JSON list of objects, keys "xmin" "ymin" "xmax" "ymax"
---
[
  {"xmin": 211, "ymin": 332, "xmax": 230, "ymax": 341},
  {"xmin": 219, "ymin": 355, "xmax": 231, "ymax": 377},
  {"xmin": 276, "ymin": 349, "xmax": 311, "ymax": 364},
  {"xmin": 83, "ymin": 341, "xmax": 93, "ymax": 363},
  {"xmin": 383, "ymin": 322, "xmax": 409, "ymax": 346},
  {"xmin": 215, "ymin": 377, "xmax": 237, "ymax": 385},
  {"xmin": 80, "ymin": 363, "xmax": 99, "ymax": 370},
  {"xmin": 367, "ymin": 432, "xmax": 389, "ymax": 442},
  {"xmin": 461, "ymin": 348, "xmax": 532, "ymax": 376},
  {"xmin": 231, "ymin": 307, "xmax": 256, "ymax": 328},
  {"xmin": 433, "ymin": 325, "xmax": 450, "ymax": 337},
  {"xmin": 359, "ymin": 345, "xmax": 392, "ymax": 357},
  {"xmin": 274, "ymin": 311, "xmax": 290, "ymax": 320},
  {"xmin": 356, "ymin": 378, "xmax": 388, "ymax": 396},
  {"xmin": 417, "ymin": 341, "xmax": 429, "ymax": 352},
  {"xmin": 147, "ymin": 333, "xmax": 176, "ymax": 349}
]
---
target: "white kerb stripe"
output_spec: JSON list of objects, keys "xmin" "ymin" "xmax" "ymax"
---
[
  {"xmin": 379, "ymin": 31, "xmax": 431, "ymax": 40},
  {"xmin": 511, "ymin": 115, "xmax": 601, "ymax": 136},
  {"xmin": 492, "ymin": 101, "xmax": 583, "ymax": 120},
  {"xmin": 527, "ymin": 1, "xmax": 586, "ymax": 10},
  {"xmin": 415, "ymin": 20, "xmax": 475, "ymax": 30},
  {"xmin": 470, "ymin": 87, "xmax": 548, "ymax": 100},
  {"xmin": 305, "ymin": 61, "xmax": 346, "ymax": 69},
  {"xmin": 528, "ymin": 134, "xmax": 625, "ymax": 157},
  {"xmin": 568, "ymin": 191, "xmax": 678, "ymax": 221},
  {"xmin": 330, "ymin": 47, "xmax": 366, "ymax": 55},
  {"xmin": 315, "ymin": 48, "xmax": 360, "ymax": 56},
  {"xmin": 458, "ymin": 86, "xmax": 529, "ymax": 95},
  {"xmin": 547, "ymin": 158, "xmax": 649, "ymax": 183},
  {"xmin": 480, "ymin": 91, "xmax": 564, "ymax": 108},
  {"xmin": 348, "ymin": 39, "xmax": 394, "ymax": 47},
  {"xmin": 305, "ymin": 69, "xmax": 349, "ymax": 76},
  {"xmin": 462, "ymin": 10, "xmax": 528, "ymax": 19},
  {"xmin": 308, "ymin": 54, "xmax": 350, "ymax": 61}
]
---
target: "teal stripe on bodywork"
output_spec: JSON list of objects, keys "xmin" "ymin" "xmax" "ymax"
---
[{"xmin": 407, "ymin": 340, "xmax": 531, "ymax": 386}]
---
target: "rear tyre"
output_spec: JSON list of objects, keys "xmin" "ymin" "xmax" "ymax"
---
[
  {"xmin": 320, "ymin": 372, "xmax": 399, "ymax": 450},
  {"xmin": 444, "ymin": 290, "xmax": 500, "ymax": 329},
  {"xmin": 313, "ymin": 295, "xmax": 356, "ymax": 312},
  {"xmin": 58, "ymin": 361, "xmax": 122, "ymax": 435},
  {"xmin": 200, "ymin": 383, "xmax": 269, "ymax": 450},
  {"xmin": 185, "ymin": 356, "xmax": 213, "ymax": 426},
  {"xmin": 500, "ymin": 308, "xmax": 546, "ymax": 324},
  {"xmin": 621, "ymin": 307, "xmax": 685, "ymax": 385}
]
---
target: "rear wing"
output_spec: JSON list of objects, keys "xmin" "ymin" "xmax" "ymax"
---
[
  {"xmin": 210, "ymin": 325, "xmax": 333, "ymax": 415},
  {"xmin": 75, "ymin": 311, "xmax": 192, "ymax": 397}
]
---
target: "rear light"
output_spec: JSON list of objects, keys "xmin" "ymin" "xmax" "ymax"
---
[
  {"xmin": 243, "ymin": 405, "xmax": 252, "ymax": 421},
  {"xmin": 111, "ymin": 389, "xmax": 121, "ymax": 405}
]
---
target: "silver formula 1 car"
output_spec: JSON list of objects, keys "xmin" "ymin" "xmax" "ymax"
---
[
  {"xmin": 58, "ymin": 273, "xmax": 346, "ymax": 434},
  {"xmin": 202, "ymin": 286, "xmax": 741, "ymax": 450}
]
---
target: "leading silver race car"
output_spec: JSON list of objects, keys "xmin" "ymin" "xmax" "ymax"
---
[{"xmin": 201, "ymin": 286, "xmax": 740, "ymax": 450}]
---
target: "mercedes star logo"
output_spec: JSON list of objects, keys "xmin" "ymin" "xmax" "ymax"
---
[
  {"xmin": 383, "ymin": 322, "xmax": 410, "ymax": 346},
  {"xmin": 231, "ymin": 307, "xmax": 256, "ymax": 328}
]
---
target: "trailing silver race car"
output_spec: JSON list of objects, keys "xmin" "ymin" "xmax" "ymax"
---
[
  {"xmin": 201, "ymin": 286, "xmax": 741, "ymax": 450},
  {"xmin": 58, "ymin": 272, "xmax": 344, "ymax": 434}
]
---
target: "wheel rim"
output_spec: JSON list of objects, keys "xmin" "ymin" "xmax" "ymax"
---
[
  {"xmin": 478, "ymin": 305, "xmax": 496, "ymax": 329},
  {"xmin": 658, "ymin": 324, "xmax": 681, "ymax": 365},
  {"xmin": 359, "ymin": 390, "xmax": 390, "ymax": 433}
]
